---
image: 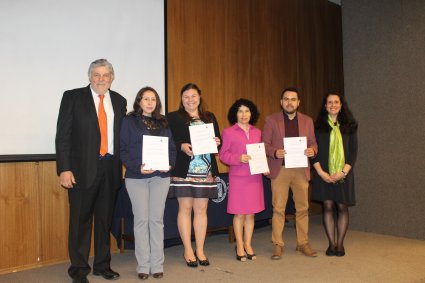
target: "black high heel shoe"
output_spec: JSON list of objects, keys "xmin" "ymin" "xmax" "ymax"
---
[
  {"xmin": 235, "ymin": 246, "xmax": 247, "ymax": 262},
  {"xmin": 335, "ymin": 246, "xmax": 345, "ymax": 257},
  {"xmin": 183, "ymin": 254, "xmax": 198, "ymax": 267},
  {"xmin": 325, "ymin": 245, "xmax": 336, "ymax": 256},
  {"xmin": 194, "ymin": 251, "xmax": 210, "ymax": 266},
  {"xmin": 244, "ymin": 248, "xmax": 257, "ymax": 260}
]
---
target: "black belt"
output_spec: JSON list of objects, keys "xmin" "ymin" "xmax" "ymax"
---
[{"xmin": 99, "ymin": 153, "xmax": 114, "ymax": 160}]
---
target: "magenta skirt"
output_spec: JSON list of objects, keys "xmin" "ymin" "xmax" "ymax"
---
[{"xmin": 227, "ymin": 174, "xmax": 265, "ymax": 214}]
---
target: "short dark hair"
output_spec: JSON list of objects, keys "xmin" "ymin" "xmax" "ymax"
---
[
  {"xmin": 227, "ymin": 98, "xmax": 260, "ymax": 125},
  {"xmin": 280, "ymin": 87, "xmax": 300, "ymax": 99}
]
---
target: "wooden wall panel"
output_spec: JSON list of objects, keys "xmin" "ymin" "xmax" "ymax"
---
[
  {"xmin": 296, "ymin": 0, "xmax": 327, "ymax": 116},
  {"xmin": 0, "ymin": 161, "xmax": 118, "ymax": 274},
  {"xmin": 324, "ymin": 1, "xmax": 344, "ymax": 95},
  {"xmin": 167, "ymin": 0, "xmax": 343, "ymax": 123},
  {"xmin": 39, "ymin": 162, "xmax": 69, "ymax": 264},
  {"xmin": 167, "ymin": 0, "xmax": 344, "ymax": 170},
  {"xmin": 268, "ymin": 0, "xmax": 299, "ymax": 97},
  {"xmin": 0, "ymin": 163, "xmax": 41, "ymax": 272}
]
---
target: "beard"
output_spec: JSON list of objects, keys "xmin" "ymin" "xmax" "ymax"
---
[{"xmin": 284, "ymin": 107, "xmax": 298, "ymax": 115}]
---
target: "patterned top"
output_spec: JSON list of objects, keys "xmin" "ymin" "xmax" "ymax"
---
[{"xmin": 187, "ymin": 118, "xmax": 212, "ymax": 178}]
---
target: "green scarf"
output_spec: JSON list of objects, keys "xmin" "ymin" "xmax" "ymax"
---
[{"xmin": 328, "ymin": 115, "xmax": 345, "ymax": 175}]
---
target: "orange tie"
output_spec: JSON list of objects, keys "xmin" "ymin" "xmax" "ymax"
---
[{"xmin": 98, "ymin": 95, "xmax": 108, "ymax": 156}]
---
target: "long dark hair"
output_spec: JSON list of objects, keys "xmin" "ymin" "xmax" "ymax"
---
[
  {"xmin": 128, "ymin": 86, "xmax": 168, "ymax": 128},
  {"xmin": 315, "ymin": 92, "xmax": 357, "ymax": 134},
  {"xmin": 177, "ymin": 83, "xmax": 213, "ymax": 123}
]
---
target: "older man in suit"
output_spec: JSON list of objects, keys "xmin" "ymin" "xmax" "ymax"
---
[
  {"xmin": 262, "ymin": 88, "xmax": 317, "ymax": 260},
  {"xmin": 56, "ymin": 59, "xmax": 126, "ymax": 283}
]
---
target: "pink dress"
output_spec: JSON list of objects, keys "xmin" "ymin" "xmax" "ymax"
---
[{"xmin": 219, "ymin": 124, "xmax": 265, "ymax": 214}]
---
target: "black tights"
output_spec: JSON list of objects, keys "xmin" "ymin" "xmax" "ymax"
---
[{"xmin": 323, "ymin": 200, "xmax": 349, "ymax": 250}]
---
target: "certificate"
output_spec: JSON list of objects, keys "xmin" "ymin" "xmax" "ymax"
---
[
  {"xmin": 189, "ymin": 123, "xmax": 218, "ymax": 155},
  {"xmin": 142, "ymin": 135, "xmax": 169, "ymax": 171},
  {"xmin": 283, "ymin": 137, "xmax": 308, "ymax": 168},
  {"xmin": 246, "ymin": 143, "xmax": 269, "ymax": 175}
]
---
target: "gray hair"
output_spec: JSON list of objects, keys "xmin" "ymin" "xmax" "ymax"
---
[{"xmin": 88, "ymin": 59, "xmax": 115, "ymax": 79}]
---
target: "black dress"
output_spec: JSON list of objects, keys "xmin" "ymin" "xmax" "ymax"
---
[{"xmin": 311, "ymin": 127, "xmax": 358, "ymax": 206}]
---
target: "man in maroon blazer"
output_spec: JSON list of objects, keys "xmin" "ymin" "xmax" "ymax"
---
[{"xmin": 263, "ymin": 88, "xmax": 318, "ymax": 259}]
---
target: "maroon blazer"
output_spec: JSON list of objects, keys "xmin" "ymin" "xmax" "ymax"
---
[{"xmin": 262, "ymin": 111, "xmax": 317, "ymax": 180}]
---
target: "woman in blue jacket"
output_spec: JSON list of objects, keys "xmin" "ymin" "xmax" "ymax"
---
[{"xmin": 120, "ymin": 86, "xmax": 176, "ymax": 280}]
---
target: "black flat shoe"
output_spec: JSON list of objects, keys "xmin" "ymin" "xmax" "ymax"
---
[
  {"xmin": 335, "ymin": 246, "xmax": 345, "ymax": 257},
  {"xmin": 183, "ymin": 254, "xmax": 198, "ymax": 267},
  {"xmin": 235, "ymin": 246, "xmax": 247, "ymax": 262},
  {"xmin": 326, "ymin": 245, "xmax": 336, "ymax": 256},
  {"xmin": 244, "ymin": 248, "xmax": 257, "ymax": 260},
  {"xmin": 195, "ymin": 251, "xmax": 210, "ymax": 266}
]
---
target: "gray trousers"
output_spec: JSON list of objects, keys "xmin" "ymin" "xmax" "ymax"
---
[{"xmin": 125, "ymin": 176, "xmax": 170, "ymax": 274}]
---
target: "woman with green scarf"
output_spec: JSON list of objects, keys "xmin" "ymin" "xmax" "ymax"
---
[{"xmin": 311, "ymin": 92, "xmax": 358, "ymax": 257}]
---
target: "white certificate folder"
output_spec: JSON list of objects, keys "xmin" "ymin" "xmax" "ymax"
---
[
  {"xmin": 188, "ymin": 123, "xmax": 218, "ymax": 155},
  {"xmin": 246, "ymin": 142, "xmax": 269, "ymax": 175},
  {"xmin": 283, "ymin": 137, "xmax": 308, "ymax": 168},
  {"xmin": 142, "ymin": 135, "xmax": 169, "ymax": 171}
]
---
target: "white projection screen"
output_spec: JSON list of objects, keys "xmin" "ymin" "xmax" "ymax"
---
[{"xmin": 0, "ymin": 0, "xmax": 165, "ymax": 160}]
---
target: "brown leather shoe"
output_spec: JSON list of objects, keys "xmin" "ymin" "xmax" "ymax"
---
[
  {"xmin": 271, "ymin": 244, "xmax": 283, "ymax": 260},
  {"xmin": 138, "ymin": 273, "xmax": 149, "ymax": 280},
  {"xmin": 296, "ymin": 243, "xmax": 318, "ymax": 257},
  {"xmin": 152, "ymin": 272, "xmax": 164, "ymax": 279}
]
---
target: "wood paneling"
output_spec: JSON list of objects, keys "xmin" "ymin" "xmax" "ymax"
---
[
  {"xmin": 0, "ymin": 162, "xmax": 118, "ymax": 274},
  {"xmin": 0, "ymin": 162, "xmax": 69, "ymax": 273},
  {"xmin": 39, "ymin": 162, "xmax": 69, "ymax": 264},
  {"xmin": 0, "ymin": 162, "xmax": 41, "ymax": 271},
  {"xmin": 167, "ymin": 0, "xmax": 344, "ymax": 136},
  {"xmin": 324, "ymin": 1, "xmax": 344, "ymax": 95}
]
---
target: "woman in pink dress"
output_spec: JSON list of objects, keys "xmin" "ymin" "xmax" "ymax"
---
[{"xmin": 219, "ymin": 99, "xmax": 266, "ymax": 262}]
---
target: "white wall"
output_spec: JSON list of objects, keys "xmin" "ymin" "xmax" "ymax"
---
[{"xmin": 0, "ymin": 0, "xmax": 165, "ymax": 155}]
